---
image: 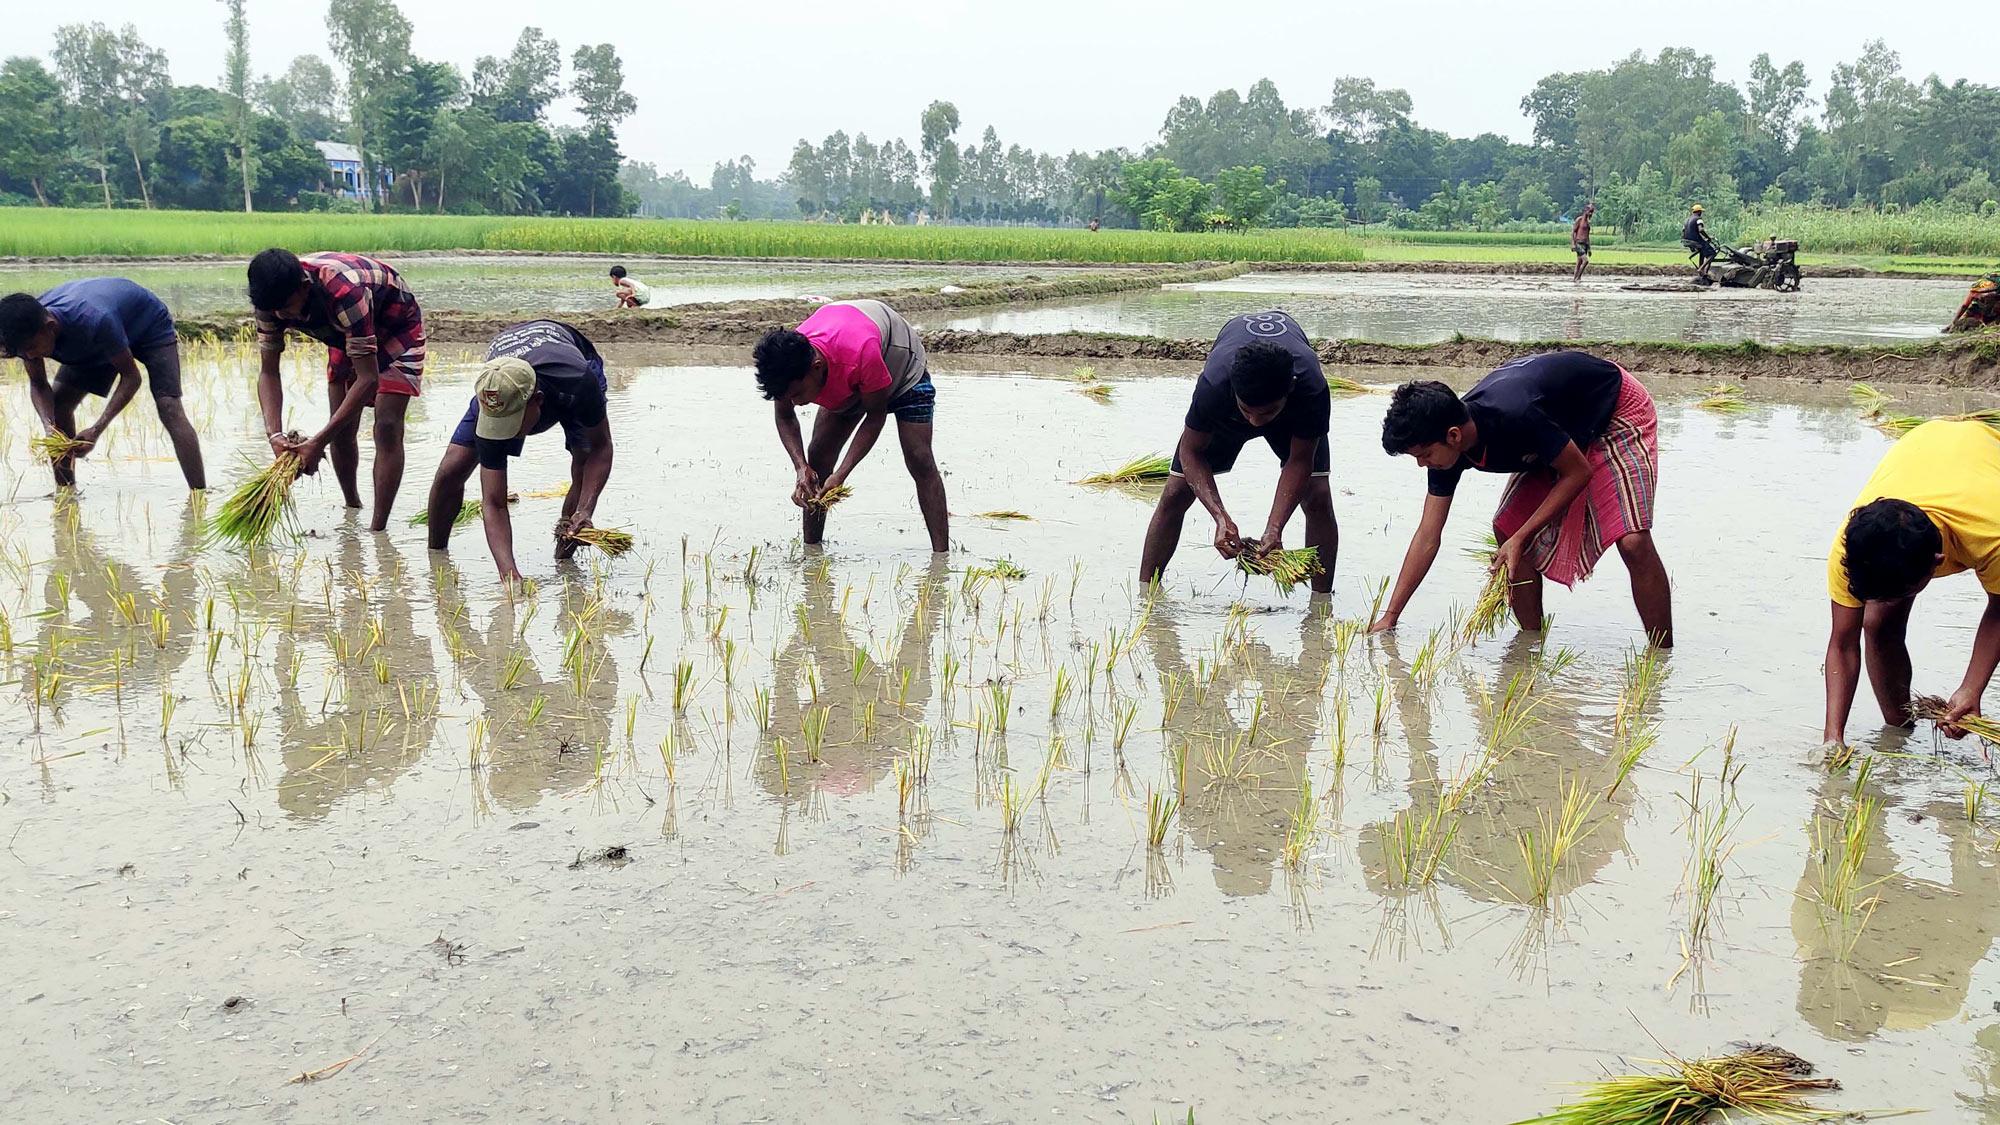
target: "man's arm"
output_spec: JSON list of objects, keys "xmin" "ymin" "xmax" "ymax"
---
[
  {"xmin": 1175, "ymin": 427, "xmax": 1240, "ymax": 558},
  {"xmin": 256, "ymin": 347, "xmax": 290, "ymax": 456},
  {"xmin": 75, "ymin": 350, "xmax": 144, "ymax": 453},
  {"xmin": 24, "ymin": 358, "xmax": 59, "ymax": 432},
  {"xmin": 556, "ymin": 420, "xmax": 615, "ymax": 561},
  {"xmin": 1370, "ymin": 491, "xmax": 1454, "ymax": 633},
  {"xmin": 1943, "ymin": 592, "xmax": 2000, "ymax": 736},
  {"xmin": 1256, "ymin": 434, "xmax": 1317, "ymax": 549},
  {"xmin": 775, "ymin": 401, "xmax": 819, "ymax": 506},
  {"xmin": 298, "ymin": 351, "xmax": 381, "ymax": 470},
  {"xmin": 478, "ymin": 465, "xmax": 521, "ymax": 581},
  {"xmin": 1823, "ymin": 601, "xmax": 1865, "ymax": 745},
  {"xmin": 1493, "ymin": 442, "xmax": 1592, "ymax": 579},
  {"xmin": 822, "ymin": 386, "xmax": 891, "ymax": 490}
]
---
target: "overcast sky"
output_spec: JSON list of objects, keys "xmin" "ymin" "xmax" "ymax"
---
[{"xmin": 13, "ymin": 1, "xmax": 1987, "ymax": 179}]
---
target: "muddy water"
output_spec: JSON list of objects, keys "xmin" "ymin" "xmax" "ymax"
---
[
  {"xmin": 4, "ymin": 348, "xmax": 2000, "ymax": 1123},
  {"xmin": 0, "ymin": 257, "xmax": 1099, "ymax": 319},
  {"xmin": 932, "ymin": 271, "xmax": 1968, "ymax": 345}
]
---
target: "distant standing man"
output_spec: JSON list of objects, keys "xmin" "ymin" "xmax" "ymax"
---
[
  {"xmin": 609, "ymin": 265, "xmax": 653, "ymax": 309},
  {"xmin": 1570, "ymin": 203, "xmax": 1595, "ymax": 283},
  {"xmin": 1822, "ymin": 419, "xmax": 2000, "ymax": 747},
  {"xmin": 0, "ymin": 280, "xmax": 206, "ymax": 491},
  {"xmin": 424, "ymin": 320, "xmax": 614, "ymax": 581},
  {"xmin": 248, "ymin": 249, "xmax": 426, "ymax": 531},
  {"xmin": 1138, "ymin": 310, "xmax": 1338, "ymax": 594},
  {"xmin": 1681, "ymin": 204, "xmax": 1718, "ymax": 283},
  {"xmin": 751, "ymin": 299, "xmax": 948, "ymax": 552}
]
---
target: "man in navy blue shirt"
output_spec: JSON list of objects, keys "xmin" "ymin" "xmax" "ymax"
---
[
  {"xmin": 1138, "ymin": 310, "xmax": 1338, "ymax": 594},
  {"xmin": 422, "ymin": 321, "xmax": 614, "ymax": 582},
  {"xmin": 0, "ymin": 279, "xmax": 205, "ymax": 490}
]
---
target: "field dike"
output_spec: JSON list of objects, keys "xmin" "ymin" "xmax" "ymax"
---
[{"xmin": 174, "ymin": 261, "xmax": 2000, "ymax": 387}]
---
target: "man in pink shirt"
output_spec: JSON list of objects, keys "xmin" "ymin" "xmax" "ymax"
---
[{"xmin": 752, "ymin": 299, "xmax": 947, "ymax": 551}]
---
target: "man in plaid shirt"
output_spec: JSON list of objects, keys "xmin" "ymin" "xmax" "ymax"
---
[{"xmin": 248, "ymin": 248, "xmax": 427, "ymax": 530}]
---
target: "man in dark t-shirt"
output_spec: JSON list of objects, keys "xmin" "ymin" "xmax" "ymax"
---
[
  {"xmin": 422, "ymin": 321, "xmax": 614, "ymax": 582},
  {"xmin": 1570, "ymin": 203, "xmax": 1594, "ymax": 283},
  {"xmin": 0, "ymin": 278, "xmax": 205, "ymax": 490},
  {"xmin": 1138, "ymin": 310, "xmax": 1337, "ymax": 593}
]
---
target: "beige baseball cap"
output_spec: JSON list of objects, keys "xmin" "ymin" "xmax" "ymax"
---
[{"xmin": 474, "ymin": 357, "xmax": 537, "ymax": 440}]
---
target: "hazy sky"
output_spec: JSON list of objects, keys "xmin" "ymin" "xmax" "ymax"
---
[{"xmin": 14, "ymin": 1, "xmax": 1988, "ymax": 179}]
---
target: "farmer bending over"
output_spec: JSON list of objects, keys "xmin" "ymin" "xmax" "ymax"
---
[
  {"xmin": 0, "ymin": 279, "xmax": 205, "ymax": 491},
  {"xmin": 1139, "ymin": 310, "xmax": 1337, "ymax": 594},
  {"xmin": 752, "ymin": 299, "xmax": 947, "ymax": 552},
  {"xmin": 1946, "ymin": 273, "xmax": 2000, "ymax": 334},
  {"xmin": 1822, "ymin": 419, "xmax": 2000, "ymax": 747},
  {"xmin": 1369, "ymin": 351, "xmax": 1672, "ymax": 646},
  {"xmin": 248, "ymin": 248, "xmax": 426, "ymax": 530},
  {"xmin": 424, "ymin": 320, "xmax": 613, "ymax": 582}
]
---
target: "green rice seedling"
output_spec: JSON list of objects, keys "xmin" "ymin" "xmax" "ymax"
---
[
  {"xmin": 1693, "ymin": 383, "xmax": 1751, "ymax": 413},
  {"xmin": 1911, "ymin": 693, "xmax": 2000, "ymax": 748},
  {"xmin": 988, "ymin": 681, "xmax": 1012, "ymax": 735},
  {"xmin": 149, "ymin": 608, "xmax": 168, "ymax": 649},
  {"xmin": 406, "ymin": 498, "xmax": 483, "ymax": 527},
  {"xmin": 1615, "ymin": 645, "xmax": 1666, "ymax": 737},
  {"xmin": 1078, "ymin": 454, "xmax": 1172, "ymax": 485},
  {"xmin": 372, "ymin": 654, "xmax": 390, "ymax": 685},
  {"xmin": 1380, "ymin": 797, "xmax": 1462, "ymax": 889},
  {"xmin": 975, "ymin": 509, "xmax": 1033, "ymax": 521},
  {"xmin": 1849, "ymin": 381, "xmax": 1893, "ymax": 417},
  {"xmin": 1813, "ymin": 756, "xmax": 1883, "ymax": 918},
  {"xmin": 1146, "ymin": 786, "xmax": 1177, "ymax": 850},
  {"xmin": 1113, "ymin": 700, "xmax": 1138, "ymax": 750},
  {"xmin": 1967, "ymin": 781, "xmax": 1987, "ymax": 824},
  {"xmin": 1170, "ymin": 742, "xmax": 1190, "ymax": 801},
  {"xmin": 208, "ymin": 452, "xmax": 301, "ymax": 546},
  {"xmin": 1517, "ymin": 774, "xmax": 1600, "ymax": 906},
  {"xmin": 999, "ymin": 775, "xmax": 1026, "ymax": 835},
  {"xmin": 895, "ymin": 758, "xmax": 915, "ymax": 817},
  {"xmin": 753, "ymin": 686, "xmax": 773, "ymax": 731},
  {"xmin": 1507, "ymin": 1043, "xmax": 1839, "ymax": 1125},
  {"xmin": 1372, "ymin": 682, "xmax": 1390, "ymax": 741},
  {"xmin": 1461, "ymin": 566, "xmax": 1511, "ymax": 646},
  {"xmin": 1236, "ymin": 545, "xmax": 1323, "ymax": 594},
  {"xmin": 160, "ymin": 686, "xmax": 176, "ymax": 740},
  {"xmin": 909, "ymin": 726, "xmax": 933, "ymax": 780},
  {"xmin": 805, "ymin": 484, "xmax": 853, "ymax": 514},
  {"xmin": 1482, "ymin": 669, "xmax": 1546, "ymax": 756},
  {"xmin": 1282, "ymin": 775, "xmax": 1318, "ymax": 869},
  {"xmin": 1409, "ymin": 628, "xmax": 1444, "ymax": 692},
  {"xmin": 849, "ymin": 644, "xmax": 869, "ymax": 685},
  {"xmin": 500, "ymin": 652, "xmax": 527, "ymax": 690},
  {"xmin": 672, "ymin": 660, "xmax": 694, "ymax": 711},
  {"xmin": 1201, "ymin": 732, "xmax": 1255, "ymax": 787},
  {"xmin": 525, "ymin": 694, "xmax": 546, "ymax": 726},
  {"xmin": 1367, "ymin": 576, "xmax": 1391, "ymax": 624},
  {"xmin": 858, "ymin": 701, "xmax": 878, "ymax": 738},
  {"xmin": 970, "ymin": 557, "xmax": 1029, "ymax": 581},
  {"xmin": 1675, "ymin": 731, "xmax": 1742, "ymax": 974},
  {"xmin": 569, "ymin": 526, "xmax": 635, "ymax": 556},
  {"xmin": 1077, "ymin": 382, "xmax": 1115, "ymax": 402},
  {"xmin": 773, "ymin": 736, "xmax": 791, "ymax": 794},
  {"xmin": 624, "ymin": 694, "xmax": 639, "ymax": 741},
  {"xmin": 1330, "ymin": 689, "xmax": 1351, "ymax": 770},
  {"xmin": 30, "ymin": 431, "xmax": 90, "ymax": 463},
  {"xmin": 1050, "ymin": 665, "xmax": 1073, "ymax": 718},
  {"xmin": 1326, "ymin": 375, "xmax": 1388, "ymax": 395},
  {"xmin": 803, "ymin": 706, "xmax": 830, "ymax": 763}
]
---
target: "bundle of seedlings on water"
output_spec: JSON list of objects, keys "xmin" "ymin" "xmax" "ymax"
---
[
  {"xmin": 1849, "ymin": 382, "xmax": 1893, "ymax": 417},
  {"xmin": 1508, "ymin": 1043, "xmax": 1840, "ymax": 1125},
  {"xmin": 1325, "ymin": 375, "xmax": 1390, "ymax": 395},
  {"xmin": 567, "ymin": 526, "xmax": 635, "ymax": 556},
  {"xmin": 1076, "ymin": 379, "xmax": 1115, "ymax": 401},
  {"xmin": 1079, "ymin": 454, "xmax": 1172, "ymax": 484},
  {"xmin": 1694, "ymin": 383, "xmax": 1750, "ymax": 413},
  {"xmin": 805, "ymin": 484, "xmax": 853, "ymax": 513},
  {"xmin": 1911, "ymin": 693, "xmax": 2000, "ymax": 750},
  {"xmin": 408, "ymin": 492, "xmax": 517, "ymax": 526},
  {"xmin": 1872, "ymin": 407, "xmax": 2000, "ymax": 441},
  {"xmin": 29, "ymin": 432, "xmax": 90, "ymax": 463},
  {"xmin": 1236, "ymin": 543, "xmax": 1323, "ymax": 594},
  {"xmin": 974, "ymin": 509, "xmax": 1032, "ymax": 521},
  {"xmin": 209, "ymin": 447, "xmax": 303, "ymax": 546},
  {"xmin": 970, "ymin": 557, "xmax": 1029, "ymax": 581}
]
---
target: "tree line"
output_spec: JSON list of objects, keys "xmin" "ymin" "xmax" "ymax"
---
[
  {"xmin": 0, "ymin": 0, "xmax": 638, "ymax": 216},
  {"xmin": 631, "ymin": 42, "xmax": 2000, "ymax": 234}
]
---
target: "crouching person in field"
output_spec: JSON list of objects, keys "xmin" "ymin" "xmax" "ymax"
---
[
  {"xmin": 1138, "ymin": 309, "xmax": 1338, "ymax": 594},
  {"xmin": 752, "ymin": 299, "xmax": 948, "ymax": 553},
  {"xmin": 424, "ymin": 321, "xmax": 613, "ymax": 582},
  {"xmin": 0, "ymin": 279, "xmax": 205, "ymax": 490},
  {"xmin": 1369, "ymin": 351, "xmax": 1673, "ymax": 646},
  {"xmin": 1822, "ymin": 419, "xmax": 2000, "ymax": 748}
]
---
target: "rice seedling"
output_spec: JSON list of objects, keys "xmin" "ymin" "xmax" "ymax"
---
[
  {"xmin": 1282, "ymin": 775, "xmax": 1318, "ymax": 870},
  {"xmin": 500, "ymin": 652, "xmax": 527, "ymax": 690},
  {"xmin": 1050, "ymin": 665, "xmax": 1073, "ymax": 718},
  {"xmin": 969, "ymin": 557, "xmax": 1029, "ymax": 581},
  {"xmin": 1517, "ymin": 774, "xmax": 1601, "ymax": 906},
  {"xmin": 988, "ymin": 681, "xmax": 1012, "ymax": 735},
  {"xmin": 1113, "ymin": 700, "xmax": 1138, "ymax": 750},
  {"xmin": 805, "ymin": 484, "xmax": 853, "ymax": 513},
  {"xmin": 909, "ymin": 727, "xmax": 933, "ymax": 780},
  {"xmin": 803, "ymin": 706, "xmax": 830, "ymax": 763},
  {"xmin": 1812, "ymin": 756, "xmax": 1883, "ymax": 918},
  {"xmin": 975, "ymin": 509, "xmax": 1033, "ymax": 521},
  {"xmin": 753, "ymin": 686, "xmax": 773, "ymax": 731},
  {"xmin": 1326, "ymin": 375, "xmax": 1389, "ymax": 395},
  {"xmin": 773, "ymin": 736, "xmax": 791, "ymax": 794},
  {"xmin": 1507, "ymin": 1043, "xmax": 1840, "ymax": 1125},
  {"xmin": 524, "ymin": 695, "xmax": 547, "ymax": 726},
  {"xmin": 208, "ymin": 451, "xmax": 301, "ymax": 546},
  {"xmin": 1380, "ymin": 797, "xmax": 1462, "ymax": 889},
  {"xmin": 1371, "ymin": 681, "xmax": 1390, "ymax": 742},
  {"xmin": 1077, "ymin": 382, "xmax": 1115, "ymax": 402},
  {"xmin": 1078, "ymin": 454, "xmax": 1172, "ymax": 485},
  {"xmin": 999, "ymin": 775, "xmax": 1026, "ymax": 834},
  {"xmin": 1910, "ymin": 693, "xmax": 2000, "ymax": 749},
  {"xmin": 1849, "ymin": 381, "xmax": 1893, "ymax": 417},
  {"xmin": 568, "ymin": 526, "xmax": 635, "ymax": 556},
  {"xmin": 29, "ymin": 432, "xmax": 90, "ymax": 463},
  {"xmin": 1236, "ymin": 545, "xmax": 1323, "ymax": 594},
  {"xmin": 1693, "ymin": 383, "xmax": 1751, "ymax": 413},
  {"xmin": 672, "ymin": 659, "xmax": 694, "ymax": 711},
  {"xmin": 1967, "ymin": 781, "xmax": 1988, "ymax": 824},
  {"xmin": 1146, "ymin": 786, "xmax": 1177, "ymax": 850},
  {"xmin": 657, "ymin": 729, "xmax": 678, "ymax": 782},
  {"xmin": 1675, "ymin": 731, "xmax": 1743, "ymax": 975},
  {"xmin": 406, "ymin": 498, "xmax": 483, "ymax": 527}
]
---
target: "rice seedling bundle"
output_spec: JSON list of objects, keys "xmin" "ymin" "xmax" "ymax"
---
[
  {"xmin": 1236, "ymin": 545, "xmax": 1323, "ymax": 594},
  {"xmin": 1871, "ymin": 408, "xmax": 2000, "ymax": 441},
  {"xmin": 806, "ymin": 484, "xmax": 853, "ymax": 513},
  {"xmin": 1694, "ymin": 384, "xmax": 1750, "ymax": 413},
  {"xmin": 1509, "ymin": 1044, "xmax": 1840, "ymax": 1125},
  {"xmin": 1078, "ymin": 383, "xmax": 1115, "ymax": 402},
  {"xmin": 1848, "ymin": 382, "xmax": 1892, "ymax": 416},
  {"xmin": 408, "ymin": 498, "xmax": 484, "ymax": 527},
  {"xmin": 1079, "ymin": 454, "xmax": 1172, "ymax": 485},
  {"xmin": 209, "ymin": 452, "xmax": 301, "ymax": 546},
  {"xmin": 1326, "ymin": 376, "xmax": 1391, "ymax": 395},
  {"xmin": 1911, "ymin": 693, "xmax": 2000, "ymax": 747},
  {"xmin": 1461, "ymin": 566, "xmax": 1511, "ymax": 645},
  {"xmin": 568, "ymin": 526, "xmax": 635, "ymax": 556},
  {"xmin": 974, "ymin": 509, "xmax": 1032, "ymax": 520},
  {"xmin": 30, "ymin": 433, "xmax": 89, "ymax": 463}
]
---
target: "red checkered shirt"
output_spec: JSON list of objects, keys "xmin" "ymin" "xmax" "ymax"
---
[{"xmin": 255, "ymin": 252, "xmax": 422, "ymax": 360}]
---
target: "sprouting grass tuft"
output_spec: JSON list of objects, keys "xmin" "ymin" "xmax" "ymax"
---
[
  {"xmin": 1508, "ymin": 1043, "xmax": 1841, "ymax": 1125},
  {"xmin": 208, "ymin": 453, "xmax": 301, "ymax": 546},
  {"xmin": 569, "ymin": 526, "xmax": 635, "ymax": 556},
  {"xmin": 1079, "ymin": 454, "xmax": 1172, "ymax": 485},
  {"xmin": 1236, "ymin": 545, "xmax": 1323, "ymax": 594}
]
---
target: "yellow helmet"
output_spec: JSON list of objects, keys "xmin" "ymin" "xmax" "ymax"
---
[{"xmin": 1691, "ymin": 203, "xmax": 1704, "ymax": 213}]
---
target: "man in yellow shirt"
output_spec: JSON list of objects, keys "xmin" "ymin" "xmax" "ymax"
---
[{"xmin": 1823, "ymin": 419, "xmax": 2000, "ymax": 746}]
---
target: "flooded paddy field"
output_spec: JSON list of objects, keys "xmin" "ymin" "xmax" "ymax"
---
[
  {"xmin": 0, "ymin": 256, "xmax": 1104, "ymax": 319},
  {"xmin": 4, "ymin": 345, "xmax": 2000, "ymax": 1122},
  {"xmin": 932, "ymin": 271, "xmax": 1970, "ymax": 346}
]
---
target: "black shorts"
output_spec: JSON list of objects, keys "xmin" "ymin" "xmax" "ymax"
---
[
  {"xmin": 1171, "ymin": 432, "xmax": 1330, "ymax": 477},
  {"xmin": 53, "ymin": 341, "xmax": 183, "ymax": 400}
]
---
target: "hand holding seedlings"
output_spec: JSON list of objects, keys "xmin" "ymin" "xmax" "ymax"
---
[
  {"xmin": 791, "ymin": 464, "xmax": 822, "ymax": 508},
  {"xmin": 1212, "ymin": 513, "xmax": 1243, "ymax": 559},
  {"xmin": 555, "ymin": 513, "xmax": 588, "ymax": 561}
]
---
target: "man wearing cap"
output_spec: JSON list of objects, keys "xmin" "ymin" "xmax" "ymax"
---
[
  {"xmin": 1681, "ymin": 204, "xmax": 1718, "ymax": 283},
  {"xmin": 422, "ymin": 320, "xmax": 614, "ymax": 581}
]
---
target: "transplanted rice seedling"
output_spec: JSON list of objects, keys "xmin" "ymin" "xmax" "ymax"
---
[
  {"xmin": 1693, "ymin": 383, "xmax": 1750, "ymax": 413},
  {"xmin": 1381, "ymin": 796, "xmax": 1461, "ymax": 889},
  {"xmin": 1078, "ymin": 454, "xmax": 1172, "ymax": 485},
  {"xmin": 1811, "ymin": 756, "xmax": 1884, "ymax": 920},
  {"xmin": 1236, "ymin": 545, "xmax": 1323, "ymax": 594},
  {"xmin": 209, "ymin": 452, "xmax": 302, "ymax": 546},
  {"xmin": 805, "ymin": 484, "xmax": 853, "ymax": 513},
  {"xmin": 1673, "ymin": 730, "xmax": 1743, "ymax": 982},
  {"xmin": 1145, "ymin": 787, "xmax": 1177, "ymax": 850},
  {"xmin": 568, "ymin": 526, "xmax": 635, "ymax": 556},
  {"xmin": 1507, "ymin": 1043, "xmax": 1840, "ymax": 1125},
  {"xmin": 1282, "ymin": 775, "xmax": 1318, "ymax": 870},
  {"xmin": 1517, "ymin": 774, "xmax": 1600, "ymax": 906}
]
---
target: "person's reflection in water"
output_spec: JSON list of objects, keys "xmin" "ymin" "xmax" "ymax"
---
[
  {"xmin": 272, "ymin": 532, "xmax": 440, "ymax": 820},
  {"xmin": 753, "ymin": 558, "xmax": 950, "ymax": 813},
  {"xmin": 1792, "ymin": 727, "xmax": 2000, "ymax": 1043},
  {"xmin": 1140, "ymin": 597, "xmax": 1331, "ymax": 898}
]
